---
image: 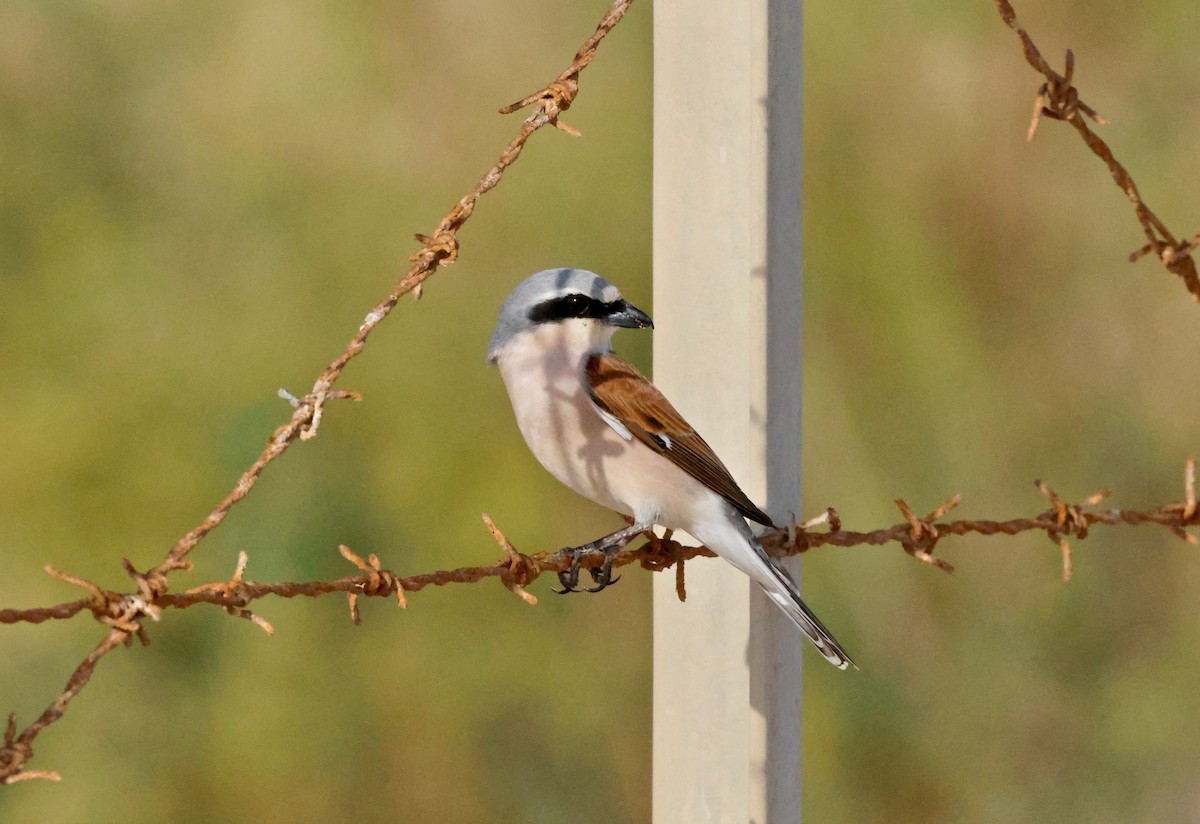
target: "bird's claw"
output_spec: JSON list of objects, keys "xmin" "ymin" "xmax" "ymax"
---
[
  {"xmin": 553, "ymin": 547, "xmax": 584, "ymax": 593},
  {"xmin": 553, "ymin": 544, "xmax": 621, "ymax": 594},
  {"xmin": 554, "ymin": 566, "xmax": 581, "ymax": 594},
  {"xmin": 585, "ymin": 556, "xmax": 620, "ymax": 592}
]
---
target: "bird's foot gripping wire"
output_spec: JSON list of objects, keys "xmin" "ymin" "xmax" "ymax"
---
[
  {"xmin": 553, "ymin": 523, "xmax": 647, "ymax": 594},
  {"xmin": 554, "ymin": 545, "xmax": 622, "ymax": 594}
]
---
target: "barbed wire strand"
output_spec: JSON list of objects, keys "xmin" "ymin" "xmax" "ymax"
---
[
  {"xmin": 994, "ymin": 0, "xmax": 1200, "ymax": 301},
  {"xmin": 0, "ymin": 0, "xmax": 636, "ymax": 786},
  {"xmin": 5, "ymin": 459, "xmax": 1198, "ymax": 629}
]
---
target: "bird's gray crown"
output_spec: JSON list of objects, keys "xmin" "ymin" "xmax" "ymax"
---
[{"xmin": 487, "ymin": 268, "xmax": 623, "ymax": 362}]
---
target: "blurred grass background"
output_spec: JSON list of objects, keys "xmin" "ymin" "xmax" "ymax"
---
[{"xmin": 2, "ymin": 1, "xmax": 1200, "ymax": 821}]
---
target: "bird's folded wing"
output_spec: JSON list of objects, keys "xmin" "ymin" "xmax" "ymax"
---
[{"xmin": 585, "ymin": 353, "xmax": 774, "ymax": 527}]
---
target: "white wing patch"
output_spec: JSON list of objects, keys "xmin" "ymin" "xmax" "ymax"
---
[{"xmin": 590, "ymin": 400, "xmax": 633, "ymax": 441}]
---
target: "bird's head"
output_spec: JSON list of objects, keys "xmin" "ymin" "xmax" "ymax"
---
[{"xmin": 487, "ymin": 268, "xmax": 652, "ymax": 365}]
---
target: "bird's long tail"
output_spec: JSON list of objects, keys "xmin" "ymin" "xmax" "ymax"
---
[
  {"xmin": 701, "ymin": 515, "xmax": 856, "ymax": 670},
  {"xmin": 756, "ymin": 558, "xmax": 856, "ymax": 671}
]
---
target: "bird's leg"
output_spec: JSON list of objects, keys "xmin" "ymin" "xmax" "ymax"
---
[{"xmin": 554, "ymin": 522, "xmax": 651, "ymax": 594}]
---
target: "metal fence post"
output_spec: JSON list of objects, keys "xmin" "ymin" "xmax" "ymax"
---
[{"xmin": 653, "ymin": 1, "xmax": 804, "ymax": 821}]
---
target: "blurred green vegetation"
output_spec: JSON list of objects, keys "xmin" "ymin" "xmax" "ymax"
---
[{"xmin": 2, "ymin": 1, "xmax": 1200, "ymax": 822}]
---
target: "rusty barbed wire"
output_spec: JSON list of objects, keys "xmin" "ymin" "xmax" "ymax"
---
[
  {"xmin": 6, "ymin": 458, "xmax": 1198, "ymax": 625},
  {"xmin": 994, "ymin": 0, "xmax": 1200, "ymax": 301},
  {"xmin": 0, "ymin": 0, "xmax": 636, "ymax": 786}
]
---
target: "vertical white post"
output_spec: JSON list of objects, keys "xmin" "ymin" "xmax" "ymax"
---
[{"xmin": 652, "ymin": 2, "xmax": 803, "ymax": 823}]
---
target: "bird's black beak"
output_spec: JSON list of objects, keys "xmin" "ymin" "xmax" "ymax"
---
[{"xmin": 606, "ymin": 300, "xmax": 654, "ymax": 329}]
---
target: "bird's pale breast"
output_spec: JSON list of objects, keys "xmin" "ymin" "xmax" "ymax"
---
[{"xmin": 496, "ymin": 325, "xmax": 723, "ymax": 531}]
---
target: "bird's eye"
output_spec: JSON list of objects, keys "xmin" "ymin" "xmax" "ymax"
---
[
  {"xmin": 526, "ymin": 293, "xmax": 599, "ymax": 325},
  {"xmin": 563, "ymin": 294, "xmax": 589, "ymax": 316}
]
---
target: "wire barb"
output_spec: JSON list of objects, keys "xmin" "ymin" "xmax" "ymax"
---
[
  {"xmin": 1026, "ymin": 49, "xmax": 1107, "ymax": 142},
  {"xmin": 218, "ymin": 552, "xmax": 275, "ymax": 635},
  {"xmin": 1158, "ymin": 457, "xmax": 1200, "ymax": 545},
  {"xmin": 1185, "ymin": 458, "xmax": 1198, "ymax": 523},
  {"xmin": 339, "ymin": 545, "xmax": 407, "ymax": 623},
  {"xmin": 0, "ymin": 713, "xmax": 60, "ymax": 785},
  {"xmin": 482, "ymin": 514, "xmax": 539, "ymax": 606},
  {"xmin": 893, "ymin": 496, "xmax": 960, "ymax": 574},
  {"xmin": 1034, "ymin": 481, "xmax": 1111, "ymax": 582},
  {"xmin": 500, "ymin": 78, "xmax": 583, "ymax": 136}
]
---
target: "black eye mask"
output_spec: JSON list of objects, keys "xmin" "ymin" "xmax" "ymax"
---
[{"xmin": 527, "ymin": 293, "xmax": 625, "ymax": 324}]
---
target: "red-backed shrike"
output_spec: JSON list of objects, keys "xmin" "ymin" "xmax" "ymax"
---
[{"xmin": 488, "ymin": 268, "xmax": 853, "ymax": 670}]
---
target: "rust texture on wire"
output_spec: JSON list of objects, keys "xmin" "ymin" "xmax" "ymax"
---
[
  {"xmin": 0, "ymin": 0, "xmax": 636, "ymax": 786},
  {"xmin": 5, "ymin": 459, "xmax": 1197, "ymax": 632},
  {"xmin": 994, "ymin": 0, "xmax": 1200, "ymax": 301}
]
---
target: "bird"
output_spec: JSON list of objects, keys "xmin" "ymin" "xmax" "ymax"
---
[{"xmin": 487, "ymin": 267, "xmax": 854, "ymax": 670}]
